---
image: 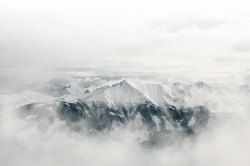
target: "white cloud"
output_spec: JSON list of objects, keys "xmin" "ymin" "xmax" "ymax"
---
[
  {"xmin": 1, "ymin": 1, "xmax": 250, "ymax": 165},
  {"xmin": 0, "ymin": 0, "xmax": 250, "ymax": 76}
]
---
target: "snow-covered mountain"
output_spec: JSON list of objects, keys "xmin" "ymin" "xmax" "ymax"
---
[
  {"xmin": 84, "ymin": 80, "xmax": 149, "ymax": 106},
  {"xmin": 11, "ymin": 76, "xmax": 215, "ymax": 143}
]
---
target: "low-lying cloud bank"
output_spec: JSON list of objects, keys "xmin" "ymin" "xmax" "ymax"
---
[{"xmin": 1, "ymin": 73, "xmax": 250, "ymax": 166}]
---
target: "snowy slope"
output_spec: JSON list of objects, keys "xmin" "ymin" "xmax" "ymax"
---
[
  {"xmin": 126, "ymin": 79, "xmax": 174, "ymax": 106},
  {"xmin": 25, "ymin": 77, "xmax": 220, "ymax": 109},
  {"xmin": 13, "ymin": 76, "xmax": 244, "ymax": 115},
  {"xmin": 84, "ymin": 80, "xmax": 149, "ymax": 106}
]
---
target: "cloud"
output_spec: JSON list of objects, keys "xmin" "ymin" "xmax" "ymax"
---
[
  {"xmin": 0, "ymin": 0, "xmax": 250, "ymax": 77},
  {"xmin": 153, "ymin": 18, "xmax": 228, "ymax": 33},
  {"xmin": 1, "ymin": 1, "xmax": 250, "ymax": 165},
  {"xmin": 231, "ymin": 43, "xmax": 250, "ymax": 53},
  {"xmin": 1, "ymin": 73, "xmax": 250, "ymax": 166}
]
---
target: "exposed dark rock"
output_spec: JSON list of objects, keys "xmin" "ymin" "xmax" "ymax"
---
[{"xmin": 19, "ymin": 100, "xmax": 210, "ymax": 139}]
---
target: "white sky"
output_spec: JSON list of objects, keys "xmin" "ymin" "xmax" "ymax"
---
[{"xmin": 0, "ymin": 0, "xmax": 250, "ymax": 76}]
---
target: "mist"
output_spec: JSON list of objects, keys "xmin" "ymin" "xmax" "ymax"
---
[
  {"xmin": 1, "ymin": 0, "xmax": 250, "ymax": 165},
  {"xmin": 0, "ymin": 73, "xmax": 250, "ymax": 166},
  {"xmin": 1, "ymin": 0, "xmax": 250, "ymax": 74}
]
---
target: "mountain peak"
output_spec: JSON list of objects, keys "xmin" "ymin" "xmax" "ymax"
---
[
  {"xmin": 112, "ymin": 80, "xmax": 131, "ymax": 88},
  {"xmin": 85, "ymin": 79, "xmax": 148, "ymax": 106}
]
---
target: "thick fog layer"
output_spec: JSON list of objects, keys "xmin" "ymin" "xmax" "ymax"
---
[
  {"xmin": 1, "ymin": 74, "xmax": 250, "ymax": 166},
  {"xmin": 1, "ymin": 0, "xmax": 250, "ymax": 165},
  {"xmin": 1, "ymin": 0, "xmax": 250, "ymax": 74}
]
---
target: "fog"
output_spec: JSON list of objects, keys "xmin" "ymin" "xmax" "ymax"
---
[
  {"xmin": 1, "ymin": 73, "xmax": 250, "ymax": 166},
  {"xmin": 1, "ymin": 0, "xmax": 250, "ymax": 74},
  {"xmin": 1, "ymin": 0, "xmax": 250, "ymax": 165}
]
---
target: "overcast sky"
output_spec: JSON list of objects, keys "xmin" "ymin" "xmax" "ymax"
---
[{"xmin": 1, "ymin": 0, "xmax": 250, "ymax": 76}]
